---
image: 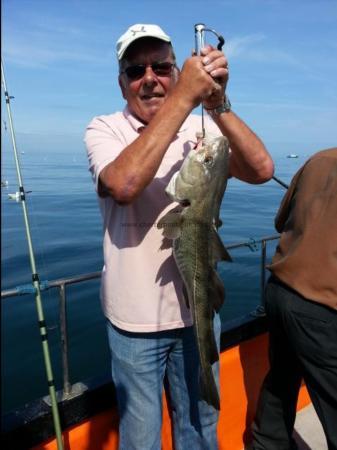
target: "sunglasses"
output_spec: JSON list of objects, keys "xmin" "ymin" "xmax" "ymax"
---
[{"xmin": 121, "ymin": 62, "xmax": 175, "ymax": 80}]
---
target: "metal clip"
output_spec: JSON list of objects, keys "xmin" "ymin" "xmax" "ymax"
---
[
  {"xmin": 194, "ymin": 23, "xmax": 225, "ymax": 55},
  {"xmin": 8, "ymin": 192, "xmax": 21, "ymax": 202},
  {"xmin": 194, "ymin": 24, "xmax": 225, "ymax": 139},
  {"xmin": 17, "ymin": 280, "xmax": 50, "ymax": 295},
  {"xmin": 246, "ymin": 237, "xmax": 259, "ymax": 252},
  {"xmin": 8, "ymin": 190, "xmax": 32, "ymax": 202}
]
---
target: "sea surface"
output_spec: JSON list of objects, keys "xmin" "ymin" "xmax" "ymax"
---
[{"xmin": 1, "ymin": 142, "xmax": 306, "ymax": 414}]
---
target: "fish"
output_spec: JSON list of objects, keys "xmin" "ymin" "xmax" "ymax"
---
[{"xmin": 158, "ymin": 134, "xmax": 232, "ymax": 410}]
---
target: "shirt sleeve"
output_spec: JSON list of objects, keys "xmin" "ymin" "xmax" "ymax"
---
[
  {"xmin": 274, "ymin": 151, "xmax": 337, "ymax": 233},
  {"xmin": 84, "ymin": 115, "xmax": 127, "ymax": 193},
  {"xmin": 274, "ymin": 169, "xmax": 301, "ymax": 233}
]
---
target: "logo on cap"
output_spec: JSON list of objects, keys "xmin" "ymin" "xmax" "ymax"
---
[{"xmin": 130, "ymin": 26, "xmax": 146, "ymax": 36}]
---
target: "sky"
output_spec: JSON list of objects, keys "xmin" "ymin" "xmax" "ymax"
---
[{"xmin": 1, "ymin": 0, "xmax": 337, "ymax": 157}]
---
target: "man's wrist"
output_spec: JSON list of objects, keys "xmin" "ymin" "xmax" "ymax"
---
[{"xmin": 205, "ymin": 94, "xmax": 231, "ymax": 115}]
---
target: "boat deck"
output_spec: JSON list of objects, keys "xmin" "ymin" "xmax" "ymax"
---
[
  {"xmin": 2, "ymin": 319, "xmax": 328, "ymax": 450},
  {"xmin": 244, "ymin": 404, "xmax": 327, "ymax": 450},
  {"xmin": 294, "ymin": 403, "xmax": 327, "ymax": 450}
]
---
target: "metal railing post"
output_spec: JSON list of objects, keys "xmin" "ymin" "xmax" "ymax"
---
[
  {"xmin": 260, "ymin": 239, "xmax": 267, "ymax": 309},
  {"xmin": 59, "ymin": 284, "xmax": 71, "ymax": 396},
  {"xmin": 2, "ymin": 237, "xmax": 281, "ymax": 392}
]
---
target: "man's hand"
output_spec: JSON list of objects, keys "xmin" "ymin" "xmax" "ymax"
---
[
  {"xmin": 173, "ymin": 45, "xmax": 228, "ymax": 110},
  {"xmin": 200, "ymin": 45, "xmax": 229, "ymax": 110}
]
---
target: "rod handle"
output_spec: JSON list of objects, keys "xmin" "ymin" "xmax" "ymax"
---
[{"xmin": 194, "ymin": 23, "xmax": 206, "ymax": 56}]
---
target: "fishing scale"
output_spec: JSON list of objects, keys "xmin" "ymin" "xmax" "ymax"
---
[{"xmin": 194, "ymin": 23, "xmax": 225, "ymax": 138}]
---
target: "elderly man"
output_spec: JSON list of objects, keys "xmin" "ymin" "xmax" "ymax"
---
[{"xmin": 85, "ymin": 23, "xmax": 274, "ymax": 450}]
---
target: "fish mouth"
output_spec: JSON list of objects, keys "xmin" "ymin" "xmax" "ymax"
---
[{"xmin": 179, "ymin": 199, "xmax": 191, "ymax": 207}]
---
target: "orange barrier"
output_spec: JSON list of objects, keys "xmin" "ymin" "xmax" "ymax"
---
[
  {"xmin": 216, "ymin": 333, "xmax": 310, "ymax": 450},
  {"xmin": 33, "ymin": 333, "xmax": 310, "ymax": 450}
]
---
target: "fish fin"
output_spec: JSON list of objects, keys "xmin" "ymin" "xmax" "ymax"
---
[
  {"xmin": 199, "ymin": 365, "xmax": 220, "ymax": 410},
  {"xmin": 165, "ymin": 171, "xmax": 179, "ymax": 200},
  {"xmin": 208, "ymin": 269, "xmax": 225, "ymax": 313},
  {"xmin": 201, "ymin": 317, "xmax": 220, "ymax": 365},
  {"xmin": 214, "ymin": 217, "xmax": 223, "ymax": 228},
  {"xmin": 209, "ymin": 333, "xmax": 220, "ymax": 365},
  {"xmin": 211, "ymin": 228, "xmax": 232, "ymax": 263},
  {"xmin": 157, "ymin": 209, "xmax": 183, "ymax": 240},
  {"xmin": 182, "ymin": 283, "xmax": 190, "ymax": 309}
]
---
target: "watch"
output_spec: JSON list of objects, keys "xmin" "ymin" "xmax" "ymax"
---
[{"xmin": 206, "ymin": 95, "xmax": 231, "ymax": 115}]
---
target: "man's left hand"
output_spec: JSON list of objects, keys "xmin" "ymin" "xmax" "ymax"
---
[{"xmin": 200, "ymin": 45, "xmax": 229, "ymax": 110}]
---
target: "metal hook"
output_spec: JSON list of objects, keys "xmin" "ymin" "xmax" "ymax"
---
[
  {"xmin": 194, "ymin": 23, "xmax": 225, "ymax": 54},
  {"xmin": 203, "ymin": 28, "xmax": 225, "ymax": 51},
  {"xmin": 194, "ymin": 24, "xmax": 225, "ymax": 139}
]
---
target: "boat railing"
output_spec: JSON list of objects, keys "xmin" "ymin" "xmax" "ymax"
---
[{"xmin": 1, "ymin": 234, "xmax": 280, "ymax": 399}]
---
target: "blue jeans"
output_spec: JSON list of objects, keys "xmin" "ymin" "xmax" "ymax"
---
[{"xmin": 106, "ymin": 314, "xmax": 221, "ymax": 450}]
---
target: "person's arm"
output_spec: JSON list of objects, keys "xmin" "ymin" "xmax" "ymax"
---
[
  {"xmin": 99, "ymin": 91, "xmax": 192, "ymax": 204},
  {"xmin": 200, "ymin": 46, "xmax": 274, "ymax": 184},
  {"xmin": 207, "ymin": 111, "xmax": 274, "ymax": 183},
  {"xmin": 99, "ymin": 56, "xmax": 221, "ymax": 205}
]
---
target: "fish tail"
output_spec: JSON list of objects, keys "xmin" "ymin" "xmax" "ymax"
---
[{"xmin": 200, "ymin": 364, "xmax": 220, "ymax": 410}]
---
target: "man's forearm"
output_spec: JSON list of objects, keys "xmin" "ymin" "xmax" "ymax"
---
[
  {"xmin": 99, "ymin": 92, "xmax": 194, "ymax": 204},
  {"xmin": 209, "ymin": 110, "xmax": 274, "ymax": 183}
]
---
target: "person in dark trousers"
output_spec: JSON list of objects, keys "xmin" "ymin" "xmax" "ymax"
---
[{"xmin": 251, "ymin": 148, "xmax": 337, "ymax": 450}]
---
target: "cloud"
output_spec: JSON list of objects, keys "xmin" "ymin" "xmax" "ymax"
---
[
  {"xmin": 226, "ymin": 33, "xmax": 266, "ymax": 57},
  {"xmin": 237, "ymin": 101, "xmax": 337, "ymax": 113},
  {"xmin": 3, "ymin": 40, "xmax": 108, "ymax": 68},
  {"xmin": 226, "ymin": 33, "xmax": 307, "ymax": 69},
  {"xmin": 2, "ymin": 8, "xmax": 112, "ymax": 69}
]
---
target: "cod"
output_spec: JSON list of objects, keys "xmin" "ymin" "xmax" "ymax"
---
[{"xmin": 158, "ymin": 134, "xmax": 232, "ymax": 410}]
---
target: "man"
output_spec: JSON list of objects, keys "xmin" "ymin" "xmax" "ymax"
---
[
  {"xmin": 85, "ymin": 23, "xmax": 273, "ymax": 450},
  {"xmin": 251, "ymin": 148, "xmax": 337, "ymax": 450}
]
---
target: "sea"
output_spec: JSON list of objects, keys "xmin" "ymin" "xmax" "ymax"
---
[{"xmin": 1, "ymin": 138, "xmax": 308, "ymax": 414}]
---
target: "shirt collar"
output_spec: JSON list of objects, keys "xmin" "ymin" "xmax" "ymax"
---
[
  {"xmin": 123, "ymin": 105, "xmax": 184, "ymax": 137},
  {"xmin": 123, "ymin": 106, "xmax": 146, "ymax": 133}
]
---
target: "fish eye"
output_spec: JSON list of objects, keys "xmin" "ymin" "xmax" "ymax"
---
[
  {"xmin": 204, "ymin": 155, "xmax": 213, "ymax": 166},
  {"xmin": 180, "ymin": 199, "xmax": 191, "ymax": 207}
]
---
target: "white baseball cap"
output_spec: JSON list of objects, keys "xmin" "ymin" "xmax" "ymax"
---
[{"xmin": 116, "ymin": 24, "xmax": 171, "ymax": 60}]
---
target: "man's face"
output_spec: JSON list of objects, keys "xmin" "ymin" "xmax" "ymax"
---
[{"xmin": 119, "ymin": 38, "xmax": 178, "ymax": 124}]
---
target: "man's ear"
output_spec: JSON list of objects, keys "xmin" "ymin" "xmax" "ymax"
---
[
  {"xmin": 119, "ymin": 75, "xmax": 127, "ymax": 100},
  {"xmin": 172, "ymin": 66, "xmax": 180, "ymax": 83}
]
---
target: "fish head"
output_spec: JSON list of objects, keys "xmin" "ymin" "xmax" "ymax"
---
[{"xmin": 166, "ymin": 134, "xmax": 229, "ymax": 205}]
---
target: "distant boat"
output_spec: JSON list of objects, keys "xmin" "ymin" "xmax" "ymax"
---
[
  {"xmin": 1, "ymin": 180, "xmax": 9, "ymax": 187},
  {"xmin": 287, "ymin": 154, "xmax": 298, "ymax": 158}
]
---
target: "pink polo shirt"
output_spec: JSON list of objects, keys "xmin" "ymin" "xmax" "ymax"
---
[{"xmin": 85, "ymin": 107, "xmax": 220, "ymax": 332}]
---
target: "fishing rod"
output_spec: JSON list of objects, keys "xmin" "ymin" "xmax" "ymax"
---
[
  {"xmin": 1, "ymin": 59, "xmax": 64, "ymax": 450},
  {"xmin": 194, "ymin": 23, "xmax": 225, "ymax": 138},
  {"xmin": 272, "ymin": 175, "xmax": 289, "ymax": 189},
  {"xmin": 194, "ymin": 26, "xmax": 290, "ymax": 192}
]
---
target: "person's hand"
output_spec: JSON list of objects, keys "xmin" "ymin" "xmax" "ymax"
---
[
  {"xmin": 173, "ymin": 48, "xmax": 225, "ymax": 110},
  {"xmin": 200, "ymin": 45, "xmax": 229, "ymax": 110}
]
